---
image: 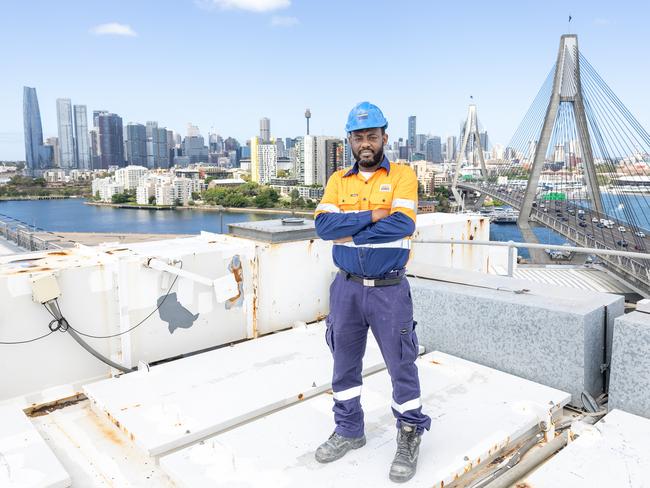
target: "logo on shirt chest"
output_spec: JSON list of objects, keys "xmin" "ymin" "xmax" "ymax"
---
[{"xmin": 379, "ymin": 184, "xmax": 392, "ymax": 192}]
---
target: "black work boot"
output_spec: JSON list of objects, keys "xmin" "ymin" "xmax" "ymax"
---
[
  {"xmin": 389, "ymin": 423, "xmax": 421, "ymax": 483},
  {"xmin": 315, "ymin": 432, "xmax": 366, "ymax": 463}
]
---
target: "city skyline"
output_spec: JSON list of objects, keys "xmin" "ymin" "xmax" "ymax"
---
[{"xmin": 2, "ymin": 0, "xmax": 650, "ymax": 160}]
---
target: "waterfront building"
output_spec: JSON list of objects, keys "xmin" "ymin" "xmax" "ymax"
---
[
  {"xmin": 115, "ymin": 165, "xmax": 147, "ymax": 190},
  {"xmin": 91, "ymin": 177, "xmax": 124, "ymax": 201},
  {"xmin": 23, "ymin": 87, "xmax": 53, "ymax": 174},
  {"xmin": 74, "ymin": 105, "xmax": 91, "ymax": 170},
  {"xmin": 56, "ymin": 98, "xmax": 76, "ymax": 169}
]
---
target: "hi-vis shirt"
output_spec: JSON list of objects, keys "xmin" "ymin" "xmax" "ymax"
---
[{"xmin": 314, "ymin": 156, "xmax": 418, "ymax": 278}]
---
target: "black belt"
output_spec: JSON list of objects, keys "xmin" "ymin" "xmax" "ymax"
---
[{"xmin": 340, "ymin": 270, "xmax": 404, "ymax": 287}]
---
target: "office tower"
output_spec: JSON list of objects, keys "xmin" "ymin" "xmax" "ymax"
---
[
  {"xmin": 45, "ymin": 137, "xmax": 60, "ymax": 166},
  {"xmin": 416, "ymin": 134, "xmax": 427, "ymax": 153},
  {"xmin": 183, "ymin": 125, "xmax": 208, "ymax": 165},
  {"xmin": 126, "ymin": 123, "xmax": 147, "ymax": 165},
  {"xmin": 260, "ymin": 117, "xmax": 271, "ymax": 143},
  {"xmin": 479, "ymin": 131, "xmax": 489, "ymax": 151},
  {"xmin": 56, "ymin": 98, "xmax": 76, "ymax": 169},
  {"xmin": 426, "ymin": 136, "xmax": 442, "ymax": 163},
  {"xmin": 145, "ymin": 121, "xmax": 169, "ymax": 168},
  {"xmin": 23, "ymin": 86, "xmax": 53, "ymax": 174},
  {"xmin": 399, "ymin": 146, "xmax": 410, "ymax": 160},
  {"xmin": 95, "ymin": 111, "xmax": 125, "ymax": 168},
  {"xmin": 408, "ymin": 116, "xmax": 416, "ymax": 153},
  {"xmin": 89, "ymin": 129, "xmax": 100, "ymax": 168},
  {"xmin": 73, "ymin": 105, "xmax": 91, "ymax": 170},
  {"xmin": 446, "ymin": 136, "xmax": 457, "ymax": 162}
]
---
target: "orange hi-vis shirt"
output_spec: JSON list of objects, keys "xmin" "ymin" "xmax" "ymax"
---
[{"xmin": 314, "ymin": 157, "xmax": 418, "ymax": 278}]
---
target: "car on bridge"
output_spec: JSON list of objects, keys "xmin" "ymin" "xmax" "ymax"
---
[
  {"xmin": 635, "ymin": 231, "xmax": 646, "ymax": 238},
  {"xmin": 579, "ymin": 221, "xmax": 587, "ymax": 227},
  {"xmin": 616, "ymin": 240, "xmax": 629, "ymax": 248},
  {"xmin": 618, "ymin": 226, "xmax": 626, "ymax": 232}
]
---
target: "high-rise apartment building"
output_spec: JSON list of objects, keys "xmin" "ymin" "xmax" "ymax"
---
[
  {"xmin": 56, "ymin": 98, "xmax": 76, "ymax": 169},
  {"xmin": 303, "ymin": 135, "xmax": 317, "ymax": 185},
  {"xmin": 73, "ymin": 105, "xmax": 91, "ymax": 170},
  {"xmin": 260, "ymin": 117, "xmax": 271, "ymax": 143},
  {"xmin": 324, "ymin": 139, "xmax": 344, "ymax": 184},
  {"xmin": 250, "ymin": 136, "xmax": 277, "ymax": 184},
  {"xmin": 126, "ymin": 123, "xmax": 147, "ymax": 165},
  {"xmin": 23, "ymin": 86, "xmax": 52, "ymax": 174},
  {"xmin": 94, "ymin": 111, "xmax": 125, "ymax": 169}
]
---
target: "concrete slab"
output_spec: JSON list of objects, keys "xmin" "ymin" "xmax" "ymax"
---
[
  {"xmin": 84, "ymin": 322, "xmax": 387, "ymax": 457},
  {"xmin": 410, "ymin": 275, "xmax": 608, "ymax": 405},
  {"xmin": 159, "ymin": 351, "xmax": 570, "ymax": 488},
  {"xmin": 609, "ymin": 311, "xmax": 650, "ymax": 418},
  {"xmin": 0, "ymin": 405, "xmax": 70, "ymax": 488},
  {"xmin": 524, "ymin": 409, "xmax": 650, "ymax": 487}
]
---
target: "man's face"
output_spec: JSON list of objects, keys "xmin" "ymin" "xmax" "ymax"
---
[{"xmin": 349, "ymin": 128, "xmax": 388, "ymax": 168}]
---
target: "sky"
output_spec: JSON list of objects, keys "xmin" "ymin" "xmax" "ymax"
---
[{"xmin": 2, "ymin": 0, "xmax": 650, "ymax": 160}]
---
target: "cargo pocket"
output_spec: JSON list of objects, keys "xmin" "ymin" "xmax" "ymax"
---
[
  {"xmin": 400, "ymin": 320, "xmax": 418, "ymax": 362},
  {"xmin": 325, "ymin": 316, "xmax": 335, "ymax": 354}
]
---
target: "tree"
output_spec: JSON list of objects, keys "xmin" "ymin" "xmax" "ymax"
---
[
  {"xmin": 111, "ymin": 192, "xmax": 131, "ymax": 204},
  {"xmin": 174, "ymin": 198, "xmax": 182, "ymax": 207},
  {"xmin": 148, "ymin": 195, "xmax": 156, "ymax": 205},
  {"xmin": 191, "ymin": 191, "xmax": 200, "ymax": 201}
]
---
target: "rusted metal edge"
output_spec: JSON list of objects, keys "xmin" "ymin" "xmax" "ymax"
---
[{"xmin": 24, "ymin": 393, "xmax": 88, "ymax": 417}]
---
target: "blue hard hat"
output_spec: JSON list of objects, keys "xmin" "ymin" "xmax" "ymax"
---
[{"xmin": 345, "ymin": 101, "xmax": 388, "ymax": 133}]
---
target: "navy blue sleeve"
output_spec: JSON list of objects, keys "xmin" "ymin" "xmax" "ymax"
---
[
  {"xmin": 351, "ymin": 211, "xmax": 415, "ymax": 245},
  {"xmin": 315, "ymin": 211, "xmax": 373, "ymax": 241}
]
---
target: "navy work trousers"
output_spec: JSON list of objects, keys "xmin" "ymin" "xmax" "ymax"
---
[{"xmin": 325, "ymin": 272, "xmax": 431, "ymax": 438}]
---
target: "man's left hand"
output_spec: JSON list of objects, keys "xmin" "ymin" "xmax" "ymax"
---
[{"xmin": 334, "ymin": 236, "xmax": 353, "ymax": 243}]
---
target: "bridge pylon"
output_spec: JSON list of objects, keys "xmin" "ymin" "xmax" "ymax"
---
[
  {"xmin": 450, "ymin": 104, "xmax": 489, "ymax": 212},
  {"xmin": 518, "ymin": 34, "xmax": 604, "ymax": 261}
]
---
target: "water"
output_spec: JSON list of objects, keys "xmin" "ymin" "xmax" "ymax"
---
[{"xmin": 0, "ymin": 199, "xmax": 297, "ymax": 235}]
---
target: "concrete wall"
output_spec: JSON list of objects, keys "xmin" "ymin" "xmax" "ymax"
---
[
  {"xmin": 609, "ymin": 311, "xmax": 650, "ymax": 418},
  {"xmin": 410, "ymin": 268, "xmax": 624, "ymax": 405}
]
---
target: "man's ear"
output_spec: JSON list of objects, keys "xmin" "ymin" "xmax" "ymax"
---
[{"xmin": 383, "ymin": 132, "xmax": 389, "ymax": 145}]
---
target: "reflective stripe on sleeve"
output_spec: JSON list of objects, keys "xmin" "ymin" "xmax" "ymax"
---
[
  {"xmin": 333, "ymin": 385, "xmax": 362, "ymax": 401},
  {"xmin": 334, "ymin": 238, "xmax": 411, "ymax": 250},
  {"xmin": 392, "ymin": 198, "xmax": 416, "ymax": 210},
  {"xmin": 391, "ymin": 397, "xmax": 422, "ymax": 414},
  {"xmin": 315, "ymin": 203, "xmax": 341, "ymax": 213}
]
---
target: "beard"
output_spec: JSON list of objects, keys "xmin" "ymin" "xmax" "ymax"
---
[{"xmin": 353, "ymin": 146, "xmax": 384, "ymax": 168}]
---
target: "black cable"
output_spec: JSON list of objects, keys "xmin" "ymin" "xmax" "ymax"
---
[{"xmin": 0, "ymin": 330, "xmax": 55, "ymax": 345}]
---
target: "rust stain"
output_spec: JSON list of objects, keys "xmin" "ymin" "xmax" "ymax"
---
[
  {"xmin": 430, "ymin": 360, "xmax": 442, "ymax": 365},
  {"xmin": 298, "ymin": 393, "xmax": 304, "ymax": 400},
  {"xmin": 47, "ymin": 251, "xmax": 69, "ymax": 256},
  {"xmin": 515, "ymin": 484, "xmax": 533, "ymax": 488},
  {"xmin": 227, "ymin": 258, "xmax": 244, "ymax": 305}
]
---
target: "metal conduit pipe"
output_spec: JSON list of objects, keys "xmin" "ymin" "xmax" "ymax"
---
[
  {"xmin": 66, "ymin": 327, "xmax": 133, "ymax": 374},
  {"xmin": 483, "ymin": 431, "xmax": 569, "ymax": 488}
]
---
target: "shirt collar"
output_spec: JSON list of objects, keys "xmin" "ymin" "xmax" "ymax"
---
[{"xmin": 344, "ymin": 155, "xmax": 391, "ymax": 177}]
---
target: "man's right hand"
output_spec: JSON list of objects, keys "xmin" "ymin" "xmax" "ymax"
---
[{"xmin": 371, "ymin": 208, "xmax": 390, "ymax": 223}]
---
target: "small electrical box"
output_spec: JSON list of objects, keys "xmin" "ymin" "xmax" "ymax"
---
[{"xmin": 31, "ymin": 274, "xmax": 61, "ymax": 304}]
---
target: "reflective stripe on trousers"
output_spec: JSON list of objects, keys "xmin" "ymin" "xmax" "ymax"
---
[{"xmin": 325, "ymin": 273, "xmax": 431, "ymax": 438}]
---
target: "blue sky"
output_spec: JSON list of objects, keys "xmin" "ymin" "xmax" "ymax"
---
[{"xmin": 2, "ymin": 0, "xmax": 649, "ymax": 160}]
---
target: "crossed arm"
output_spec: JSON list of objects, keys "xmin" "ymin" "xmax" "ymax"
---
[{"xmin": 315, "ymin": 209, "xmax": 414, "ymax": 244}]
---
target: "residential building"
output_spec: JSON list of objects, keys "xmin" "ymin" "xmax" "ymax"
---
[
  {"xmin": 115, "ymin": 165, "xmax": 147, "ymax": 190},
  {"xmin": 125, "ymin": 123, "xmax": 147, "ymax": 165},
  {"xmin": 408, "ymin": 116, "xmax": 416, "ymax": 155},
  {"xmin": 260, "ymin": 117, "xmax": 271, "ymax": 143}
]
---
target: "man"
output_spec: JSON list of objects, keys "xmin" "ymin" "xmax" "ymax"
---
[{"xmin": 313, "ymin": 102, "xmax": 431, "ymax": 483}]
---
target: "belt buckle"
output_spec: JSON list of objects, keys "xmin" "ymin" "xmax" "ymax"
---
[{"xmin": 363, "ymin": 278, "xmax": 375, "ymax": 287}]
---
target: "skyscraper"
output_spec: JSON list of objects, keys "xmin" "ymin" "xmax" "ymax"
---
[
  {"xmin": 126, "ymin": 123, "xmax": 147, "ymax": 165},
  {"xmin": 408, "ymin": 116, "xmax": 416, "ymax": 155},
  {"xmin": 74, "ymin": 105, "xmax": 91, "ymax": 170},
  {"xmin": 23, "ymin": 86, "xmax": 52, "ymax": 174},
  {"xmin": 95, "ymin": 111, "xmax": 125, "ymax": 168},
  {"xmin": 56, "ymin": 98, "xmax": 76, "ymax": 169},
  {"xmin": 45, "ymin": 137, "xmax": 60, "ymax": 167},
  {"xmin": 146, "ymin": 121, "xmax": 169, "ymax": 168},
  {"xmin": 426, "ymin": 137, "xmax": 442, "ymax": 163},
  {"xmin": 260, "ymin": 118, "xmax": 271, "ymax": 143},
  {"xmin": 446, "ymin": 136, "xmax": 457, "ymax": 162}
]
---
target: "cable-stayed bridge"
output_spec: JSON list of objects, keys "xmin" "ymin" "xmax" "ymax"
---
[{"xmin": 450, "ymin": 35, "xmax": 650, "ymax": 294}]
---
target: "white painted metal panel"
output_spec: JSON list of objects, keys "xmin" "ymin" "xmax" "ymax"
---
[
  {"xmin": 159, "ymin": 351, "xmax": 570, "ymax": 488},
  {"xmin": 524, "ymin": 409, "xmax": 650, "ymax": 487},
  {"xmin": 0, "ymin": 405, "xmax": 70, "ymax": 488},
  {"xmin": 84, "ymin": 322, "xmax": 387, "ymax": 457}
]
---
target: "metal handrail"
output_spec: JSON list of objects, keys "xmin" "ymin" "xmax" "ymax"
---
[{"xmin": 412, "ymin": 238, "xmax": 650, "ymax": 277}]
